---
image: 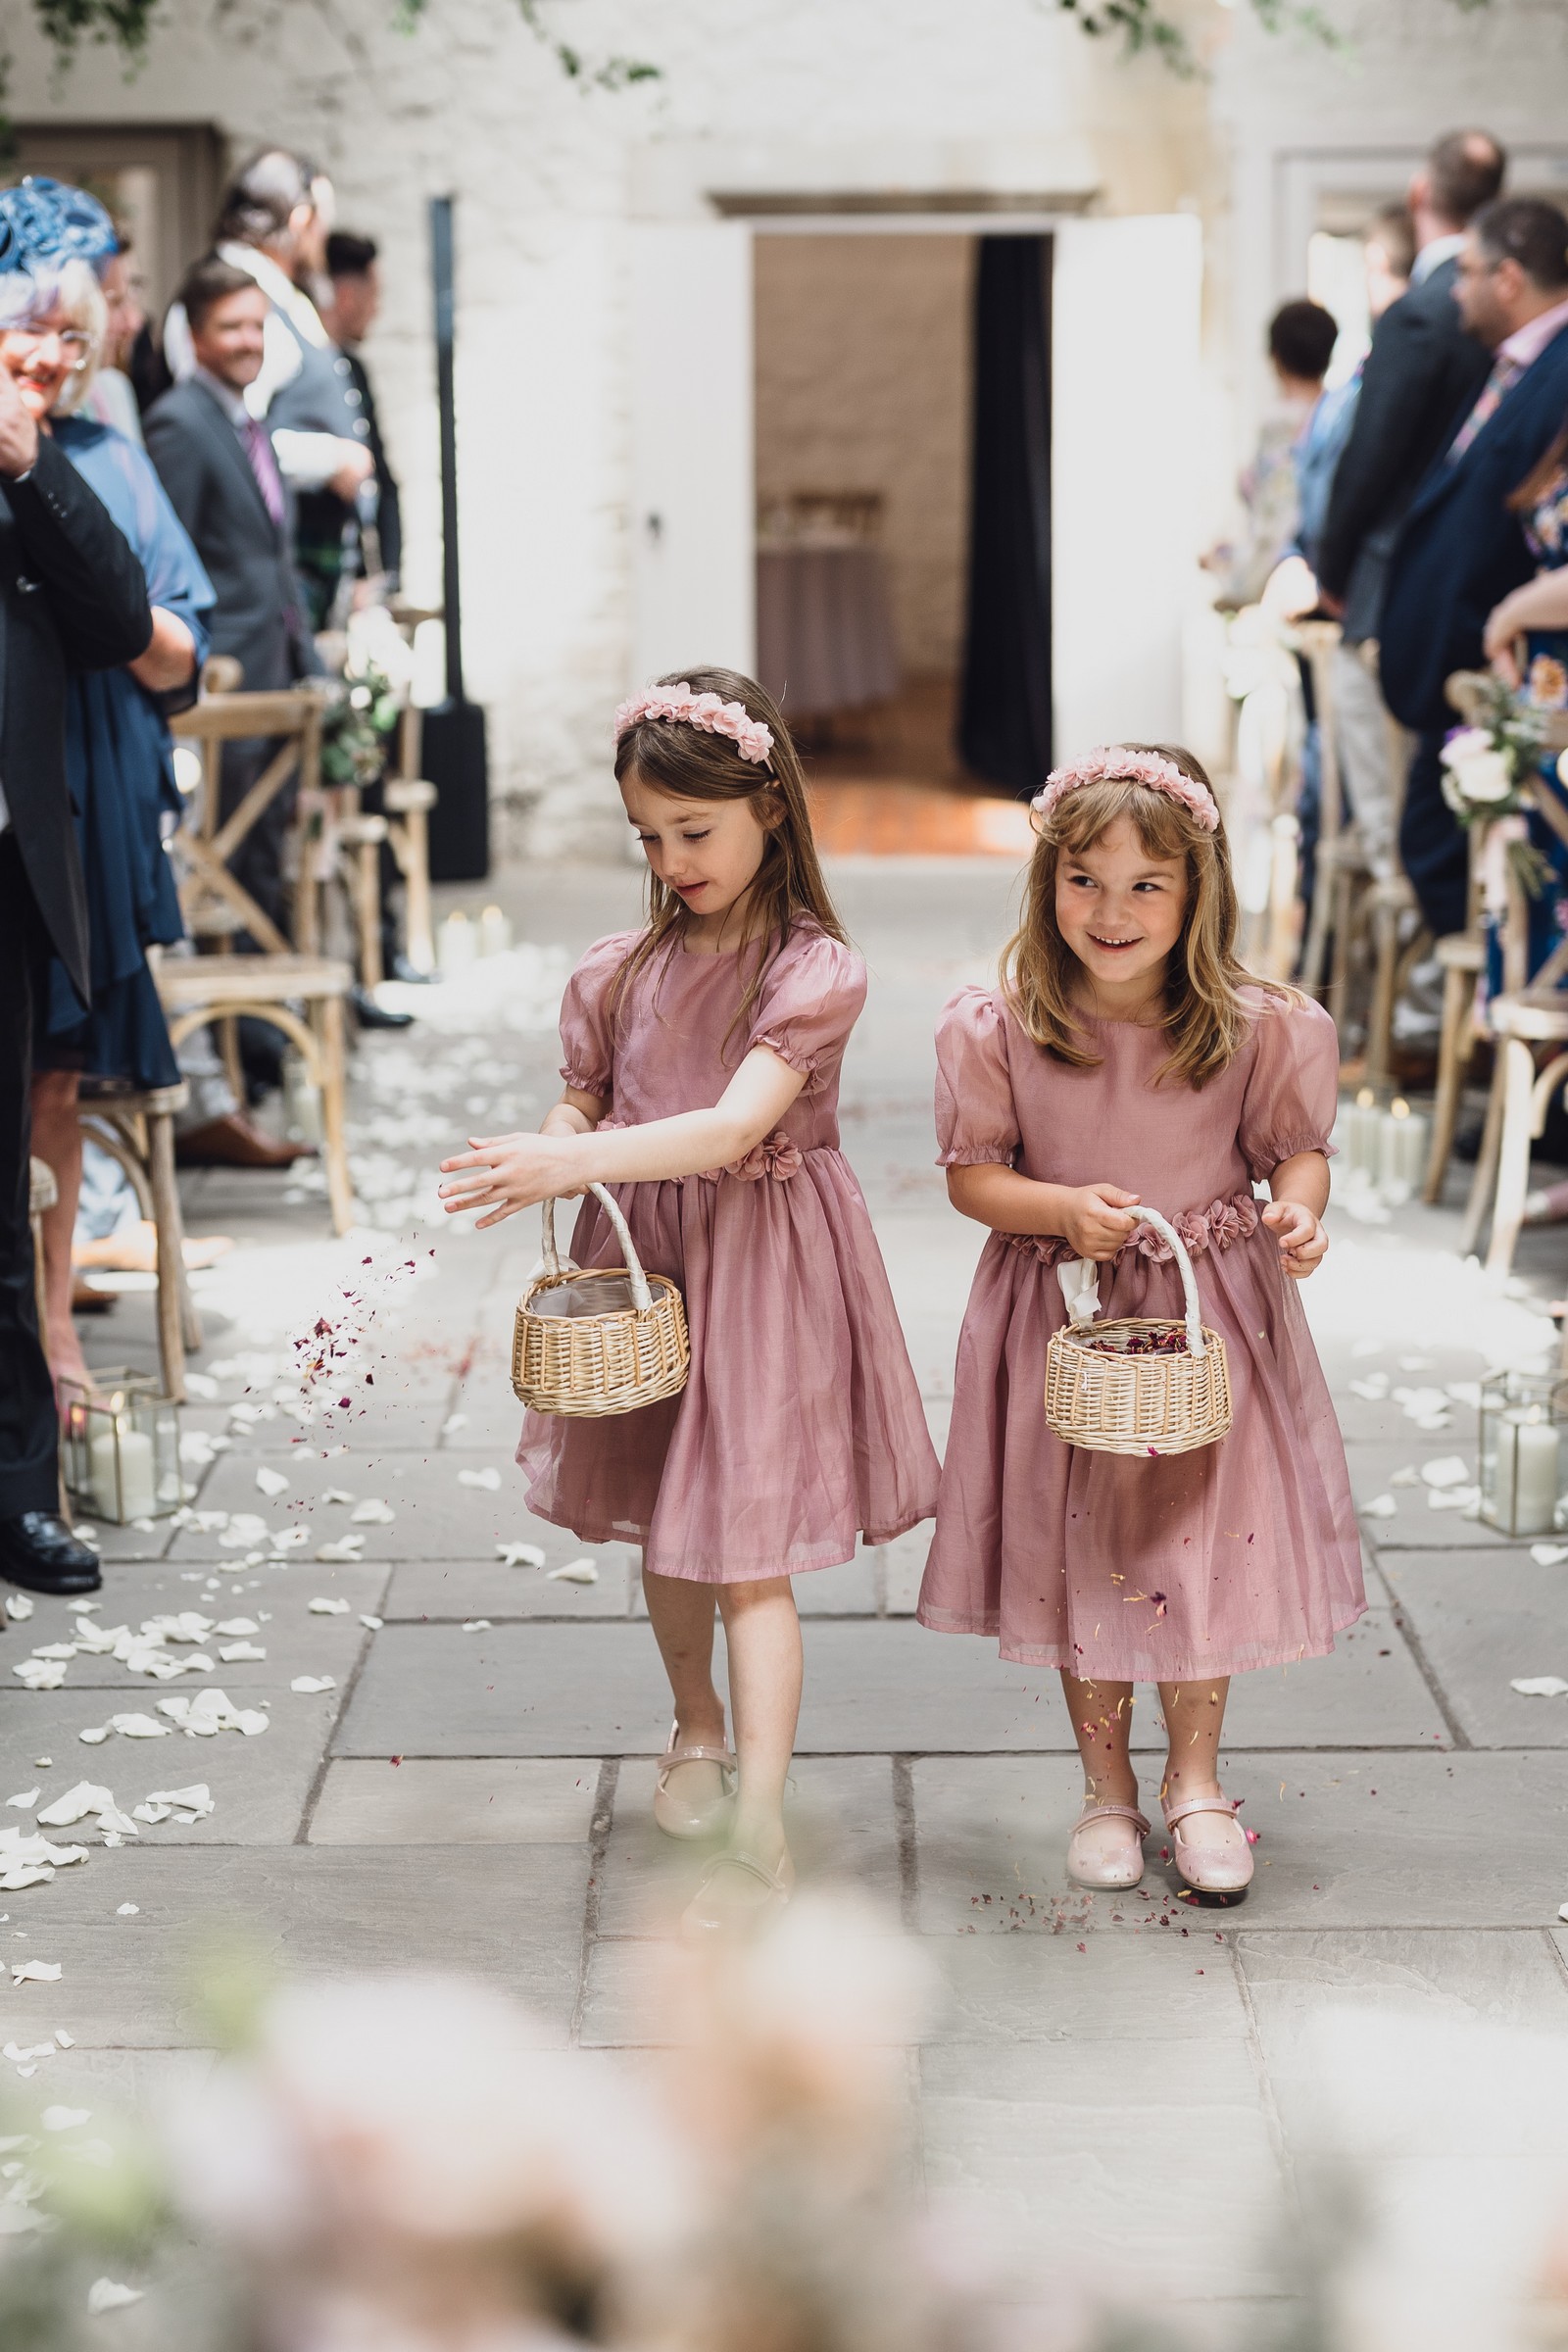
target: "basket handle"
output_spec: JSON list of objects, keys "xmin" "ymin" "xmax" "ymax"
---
[
  {"xmin": 1133, "ymin": 1208, "xmax": 1206, "ymax": 1358},
  {"xmin": 538, "ymin": 1184, "xmax": 654, "ymax": 1315}
]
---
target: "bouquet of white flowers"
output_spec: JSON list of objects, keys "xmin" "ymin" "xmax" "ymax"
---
[{"xmin": 1439, "ymin": 680, "xmax": 1551, "ymax": 902}]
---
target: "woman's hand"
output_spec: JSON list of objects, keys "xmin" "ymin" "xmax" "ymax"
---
[
  {"xmin": 437, "ymin": 1129, "xmax": 588, "ymax": 1228},
  {"xmin": 1058, "ymin": 1183, "xmax": 1143, "ymax": 1260},
  {"xmin": 1484, "ymin": 591, "xmax": 1525, "ymax": 684},
  {"xmin": 1261, "ymin": 1197, "xmax": 1328, "ymax": 1279}
]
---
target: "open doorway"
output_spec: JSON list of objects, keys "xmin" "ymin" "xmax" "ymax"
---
[{"xmin": 753, "ymin": 230, "xmax": 1047, "ymax": 856}]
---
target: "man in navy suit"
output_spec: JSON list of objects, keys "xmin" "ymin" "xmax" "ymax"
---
[{"xmin": 1381, "ymin": 197, "xmax": 1568, "ymax": 939}]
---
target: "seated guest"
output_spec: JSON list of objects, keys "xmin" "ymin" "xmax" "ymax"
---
[
  {"xmin": 0, "ymin": 191, "xmax": 220, "ymax": 1396},
  {"xmin": 1381, "ymin": 196, "xmax": 1568, "ymax": 939}
]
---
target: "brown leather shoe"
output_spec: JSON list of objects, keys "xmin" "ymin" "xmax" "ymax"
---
[{"xmin": 175, "ymin": 1114, "xmax": 316, "ymax": 1170}]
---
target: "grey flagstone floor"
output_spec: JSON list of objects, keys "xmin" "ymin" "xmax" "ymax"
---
[{"xmin": 9, "ymin": 858, "xmax": 1568, "ymax": 2347}]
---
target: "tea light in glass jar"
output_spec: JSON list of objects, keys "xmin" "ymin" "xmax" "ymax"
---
[{"xmin": 89, "ymin": 1417, "xmax": 157, "ymax": 1521}]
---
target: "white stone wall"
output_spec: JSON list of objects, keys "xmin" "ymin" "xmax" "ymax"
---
[
  {"xmin": 4, "ymin": 0, "xmax": 1565, "ymax": 853},
  {"xmin": 755, "ymin": 233, "xmax": 972, "ymax": 677}
]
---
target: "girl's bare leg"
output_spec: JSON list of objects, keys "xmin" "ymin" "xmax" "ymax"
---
[
  {"xmin": 28, "ymin": 1070, "xmax": 88, "ymax": 1398},
  {"xmin": 1157, "ymin": 1676, "xmax": 1248, "ymax": 1853},
  {"xmin": 715, "ymin": 1574, "xmax": 802, "ymax": 1877},
  {"xmin": 1060, "ymin": 1670, "xmax": 1141, "ymax": 1870},
  {"xmin": 641, "ymin": 1564, "xmax": 726, "ymax": 1809}
]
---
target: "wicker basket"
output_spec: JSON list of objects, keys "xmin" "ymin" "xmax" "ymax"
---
[
  {"xmin": 512, "ymin": 1183, "xmax": 689, "ymax": 1417},
  {"xmin": 1043, "ymin": 1207, "xmax": 1232, "ymax": 1457}
]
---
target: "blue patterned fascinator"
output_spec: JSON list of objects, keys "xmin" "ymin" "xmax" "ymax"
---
[{"xmin": 0, "ymin": 176, "xmax": 118, "ymax": 274}]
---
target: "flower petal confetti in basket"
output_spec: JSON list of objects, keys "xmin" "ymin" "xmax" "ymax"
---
[
  {"xmin": 512, "ymin": 1183, "xmax": 689, "ymax": 1417},
  {"xmin": 1043, "ymin": 1207, "xmax": 1232, "ymax": 1457}
]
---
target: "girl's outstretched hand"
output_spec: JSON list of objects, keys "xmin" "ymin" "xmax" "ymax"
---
[
  {"xmin": 1262, "ymin": 1197, "xmax": 1328, "ymax": 1279},
  {"xmin": 1059, "ymin": 1183, "xmax": 1143, "ymax": 1260},
  {"xmin": 437, "ymin": 1131, "xmax": 586, "ymax": 1228}
]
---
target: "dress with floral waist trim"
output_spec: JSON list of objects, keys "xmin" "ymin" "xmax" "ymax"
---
[
  {"xmin": 1004, "ymin": 1189, "xmax": 1260, "ymax": 1268},
  {"xmin": 596, "ymin": 1119, "xmax": 804, "ymax": 1184}
]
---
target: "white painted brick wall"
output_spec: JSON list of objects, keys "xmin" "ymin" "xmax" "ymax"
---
[{"xmin": 1, "ymin": 0, "xmax": 1561, "ymax": 852}]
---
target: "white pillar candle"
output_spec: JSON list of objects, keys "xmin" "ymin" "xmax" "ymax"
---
[
  {"xmin": 1397, "ymin": 1110, "xmax": 1431, "ymax": 1189},
  {"xmin": 1495, "ymin": 1410, "xmax": 1560, "ymax": 1536},
  {"xmin": 89, "ymin": 1425, "xmax": 156, "ymax": 1522},
  {"xmin": 438, "ymin": 911, "xmax": 476, "ymax": 972},
  {"xmin": 1346, "ymin": 1093, "xmax": 1380, "ymax": 1176},
  {"xmin": 477, "ymin": 905, "xmax": 513, "ymax": 957}
]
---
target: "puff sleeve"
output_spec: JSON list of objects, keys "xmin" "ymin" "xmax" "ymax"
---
[
  {"xmin": 1236, "ymin": 993, "xmax": 1341, "ymax": 1181},
  {"xmin": 746, "ymin": 930, "xmax": 867, "ymax": 1092},
  {"xmin": 935, "ymin": 986, "xmax": 1021, "ymax": 1167},
  {"xmin": 558, "ymin": 931, "xmax": 637, "ymax": 1100}
]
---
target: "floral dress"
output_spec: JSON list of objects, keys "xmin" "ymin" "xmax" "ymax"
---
[
  {"xmin": 515, "ymin": 922, "xmax": 940, "ymax": 1582},
  {"xmin": 916, "ymin": 985, "xmax": 1364, "ymax": 1681}
]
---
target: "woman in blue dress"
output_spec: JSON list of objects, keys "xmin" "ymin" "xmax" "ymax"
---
[{"xmin": 5, "ymin": 208, "xmax": 216, "ymax": 1393}]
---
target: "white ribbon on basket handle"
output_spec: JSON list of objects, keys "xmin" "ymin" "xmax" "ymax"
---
[
  {"xmin": 537, "ymin": 1184, "xmax": 654, "ymax": 1316},
  {"xmin": 1056, "ymin": 1206, "xmax": 1206, "ymax": 1359}
]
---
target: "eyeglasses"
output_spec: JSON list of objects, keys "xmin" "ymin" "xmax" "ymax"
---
[{"xmin": 1, "ymin": 323, "xmax": 91, "ymax": 366}]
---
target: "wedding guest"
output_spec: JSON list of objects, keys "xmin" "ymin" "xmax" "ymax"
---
[
  {"xmin": 1211, "ymin": 300, "xmax": 1339, "ymax": 606},
  {"xmin": 0, "ymin": 193, "xmax": 152, "ymax": 1597},
  {"xmin": 9, "ymin": 204, "xmax": 217, "ymax": 1395},
  {"xmin": 318, "ymin": 230, "xmax": 399, "ymax": 590},
  {"xmin": 84, "ymin": 235, "xmax": 146, "ymax": 445},
  {"xmin": 163, "ymin": 150, "xmax": 371, "ymax": 531},
  {"xmin": 1381, "ymin": 196, "xmax": 1568, "ymax": 939}
]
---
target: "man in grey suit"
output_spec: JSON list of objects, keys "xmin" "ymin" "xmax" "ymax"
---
[{"xmin": 144, "ymin": 258, "xmax": 322, "ymax": 1165}]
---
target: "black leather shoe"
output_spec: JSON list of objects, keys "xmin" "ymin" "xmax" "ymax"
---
[
  {"xmin": 350, "ymin": 984, "xmax": 415, "ymax": 1031},
  {"xmin": 0, "ymin": 1513, "xmax": 102, "ymax": 1595}
]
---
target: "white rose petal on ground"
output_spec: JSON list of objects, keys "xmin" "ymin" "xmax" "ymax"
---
[
  {"xmin": 498, "ymin": 1542, "xmax": 545, "ymax": 1568},
  {"xmin": 213, "ymin": 1619, "xmax": 260, "ymax": 1638},
  {"xmin": 138, "ymin": 1785, "xmax": 214, "ymax": 1822},
  {"xmin": 5, "ymin": 1593, "xmax": 34, "ymax": 1621},
  {"xmin": 107, "ymin": 1717, "xmax": 170, "ymax": 1740},
  {"xmin": 15, "ymin": 1660, "xmax": 69, "ymax": 1690},
  {"xmin": 254, "ymin": 1467, "xmax": 289, "ymax": 1497},
  {"xmin": 458, "ymin": 1467, "xmax": 501, "ymax": 1492},
  {"xmin": 1512, "ymin": 1676, "xmax": 1568, "ymax": 1697},
  {"xmin": 117, "ymin": 1903, "xmax": 138, "ymax": 1916},
  {"xmin": 1428, "ymin": 1485, "xmax": 1481, "ymax": 1513},
  {"xmin": 5, "ymin": 1791, "xmax": 39, "ymax": 1810},
  {"xmin": 1359, "ymin": 1494, "xmax": 1397, "ymax": 1519},
  {"xmin": 1532, "ymin": 1544, "xmax": 1568, "ymax": 1566},
  {"xmin": 77, "ymin": 1729, "xmax": 109, "ymax": 1746},
  {"xmin": 87, "ymin": 2279, "xmax": 143, "ymax": 2316},
  {"xmin": 270, "ymin": 1529, "xmax": 310, "ymax": 1553},
  {"xmin": 290, "ymin": 1676, "xmax": 336, "ymax": 1694},
  {"xmin": 547, "ymin": 1557, "xmax": 599, "ymax": 1584},
  {"xmin": 12, "ymin": 1962, "xmax": 62, "ymax": 1983},
  {"xmin": 1421, "ymin": 1456, "xmax": 1471, "ymax": 1490},
  {"xmin": 359, "ymin": 1614, "xmax": 383, "ymax": 1630},
  {"xmin": 218, "ymin": 1643, "xmax": 267, "ymax": 1663},
  {"xmin": 350, "ymin": 1498, "xmax": 395, "ymax": 1526},
  {"xmin": 41, "ymin": 2105, "xmax": 90, "ymax": 2131},
  {"xmin": 462, "ymin": 1620, "xmax": 492, "ymax": 1632},
  {"xmin": 316, "ymin": 1540, "xmax": 365, "ymax": 1564},
  {"xmin": 308, "ymin": 1598, "xmax": 351, "ymax": 1615},
  {"xmin": 36, "ymin": 1785, "xmax": 115, "ymax": 1829},
  {"xmin": 321, "ymin": 1488, "xmax": 355, "ymax": 1505},
  {"xmin": 1348, "ymin": 1375, "xmax": 1390, "ymax": 1401},
  {"xmin": 1389, "ymin": 1465, "xmax": 1421, "ymax": 1488}
]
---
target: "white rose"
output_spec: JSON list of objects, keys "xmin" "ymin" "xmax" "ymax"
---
[
  {"xmin": 1440, "ymin": 728, "xmax": 1493, "ymax": 769},
  {"xmin": 1450, "ymin": 750, "xmax": 1513, "ymax": 804}
]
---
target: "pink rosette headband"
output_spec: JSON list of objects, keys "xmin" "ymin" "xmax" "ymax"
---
[
  {"xmin": 1031, "ymin": 745, "xmax": 1219, "ymax": 832},
  {"xmin": 614, "ymin": 682, "xmax": 775, "ymax": 767}
]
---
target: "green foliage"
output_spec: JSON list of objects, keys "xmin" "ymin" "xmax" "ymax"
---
[{"xmin": 1047, "ymin": 0, "xmax": 1488, "ymax": 74}]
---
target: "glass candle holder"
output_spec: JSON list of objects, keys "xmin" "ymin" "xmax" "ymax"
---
[
  {"xmin": 60, "ymin": 1371, "xmax": 181, "ymax": 1526},
  {"xmin": 1478, "ymin": 1368, "xmax": 1568, "ymax": 1538}
]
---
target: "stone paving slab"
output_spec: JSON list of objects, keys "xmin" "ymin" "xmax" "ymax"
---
[
  {"xmin": 593, "ymin": 1755, "xmax": 903, "ymax": 1940},
  {"xmin": 308, "ymin": 1756, "xmax": 603, "ymax": 1844},
  {"xmin": 168, "ymin": 1446, "xmax": 538, "ymax": 1563},
  {"xmin": 917, "ymin": 2037, "xmax": 1284, "ymax": 2301},
  {"xmin": 387, "ymin": 1551, "xmax": 640, "ymax": 1619},
  {"xmin": 0, "ymin": 1685, "xmax": 342, "ymax": 1841},
  {"xmin": 1381, "ymin": 1551, "xmax": 1568, "ymax": 1747},
  {"xmin": 910, "ymin": 1753, "xmax": 1568, "ymax": 1932},
  {"xmin": 1344, "ymin": 1443, "xmax": 1512, "ymax": 1548},
  {"xmin": 921, "ymin": 1924, "xmax": 1253, "ymax": 2043},
  {"xmin": 3, "ymin": 1605, "xmax": 375, "ymax": 1692},
  {"xmin": 0, "ymin": 1847, "xmax": 588, "ymax": 2045},
  {"xmin": 1235, "ymin": 1928, "xmax": 1568, "ymax": 2155}
]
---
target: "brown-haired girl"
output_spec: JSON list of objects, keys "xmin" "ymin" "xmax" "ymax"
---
[
  {"xmin": 916, "ymin": 744, "xmax": 1362, "ymax": 1901},
  {"xmin": 439, "ymin": 669, "xmax": 938, "ymax": 1932}
]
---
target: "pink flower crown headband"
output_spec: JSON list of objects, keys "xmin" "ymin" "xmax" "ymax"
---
[
  {"xmin": 614, "ymin": 682, "xmax": 775, "ymax": 767},
  {"xmin": 1031, "ymin": 745, "xmax": 1219, "ymax": 832}
]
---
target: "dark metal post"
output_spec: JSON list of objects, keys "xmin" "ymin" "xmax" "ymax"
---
[{"xmin": 423, "ymin": 192, "xmax": 490, "ymax": 880}]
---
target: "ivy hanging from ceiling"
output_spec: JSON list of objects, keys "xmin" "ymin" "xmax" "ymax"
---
[{"xmin": 1048, "ymin": 0, "xmax": 1492, "ymax": 75}]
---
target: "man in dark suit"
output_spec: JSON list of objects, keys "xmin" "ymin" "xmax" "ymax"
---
[
  {"xmin": 319, "ymin": 231, "xmax": 400, "ymax": 589},
  {"xmin": 1381, "ymin": 198, "xmax": 1568, "ymax": 938},
  {"xmin": 1317, "ymin": 129, "xmax": 1504, "ymax": 640},
  {"xmin": 0, "ymin": 295, "xmax": 153, "ymax": 1596}
]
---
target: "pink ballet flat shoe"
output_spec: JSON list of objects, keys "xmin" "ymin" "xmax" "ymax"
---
[
  {"xmin": 653, "ymin": 1722, "xmax": 735, "ymax": 1840},
  {"xmin": 680, "ymin": 1848, "xmax": 794, "ymax": 1937},
  {"xmin": 1065, "ymin": 1801, "xmax": 1150, "ymax": 1890},
  {"xmin": 1162, "ymin": 1794, "xmax": 1253, "ymax": 1900}
]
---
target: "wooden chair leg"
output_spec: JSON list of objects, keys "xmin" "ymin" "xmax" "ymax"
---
[
  {"xmin": 147, "ymin": 1108, "xmax": 201, "ymax": 1391},
  {"xmin": 1367, "ymin": 902, "xmax": 1399, "ymax": 1095},
  {"xmin": 1459, "ymin": 1052, "xmax": 1507, "ymax": 1258},
  {"xmin": 220, "ymin": 1015, "xmax": 245, "ymax": 1105},
  {"xmin": 316, "ymin": 996, "xmax": 355, "ymax": 1236},
  {"xmin": 1486, "ymin": 1037, "xmax": 1538, "ymax": 1279},
  {"xmin": 402, "ymin": 804, "xmax": 434, "ymax": 976},
  {"xmin": 1423, "ymin": 961, "xmax": 1478, "ymax": 1202},
  {"xmin": 357, "ymin": 840, "xmax": 384, "ymax": 991}
]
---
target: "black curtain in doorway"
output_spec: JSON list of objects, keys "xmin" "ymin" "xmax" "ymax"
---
[{"xmin": 957, "ymin": 235, "xmax": 1053, "ymax": 796}]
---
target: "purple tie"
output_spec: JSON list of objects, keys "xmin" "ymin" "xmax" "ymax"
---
[{"xmin": 242, "ymin": 416, "xmax": 287, "ymax": 530}]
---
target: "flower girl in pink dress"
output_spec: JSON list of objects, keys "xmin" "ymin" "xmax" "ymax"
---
[
  {"xmin": 917, "ymin": 744, "xmax": 1362, "ymax": 1901},
  {"xmin": 440, "ymin": 669, "xmax": 938, "ymax": 1933}
]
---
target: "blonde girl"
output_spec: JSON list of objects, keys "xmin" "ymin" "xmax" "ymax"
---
[
  {"xmin": 440, "ymin": 669, "xmax": 938, "ymax": 1933},
  {"xmin": 917, "ymin": 744, "xmax": 1363, "ymax": 1901}
]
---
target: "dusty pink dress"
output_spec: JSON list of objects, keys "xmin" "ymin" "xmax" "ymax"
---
[
  {"xmin": 515, "ymin": 923, "xmax": 940, "ymax": 1582},
  {"xmin": 916, "ymin": 985, "xmax": 1364, "ymax": 1679}
]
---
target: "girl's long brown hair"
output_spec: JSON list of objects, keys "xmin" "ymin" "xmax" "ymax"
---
[
  {"xmin": 1002, "ymin": 742, "xmax": 1292, "ymax": 1089},
  {"xmin": 611, "ymin": 666, "xmax": 847, "ymax": 1055}
]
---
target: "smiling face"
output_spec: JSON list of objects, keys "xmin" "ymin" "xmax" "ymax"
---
[
  {"xmin": 1054, "ymin": 814, "xmax": 1191, "ymax": 1008},
  {"xmin": 620, "ymin": 766, "xmax": 776, "ymax": 940},
  {"xmin": 0, "ymin": 299, "xmax": 90, "ymax": 421}
]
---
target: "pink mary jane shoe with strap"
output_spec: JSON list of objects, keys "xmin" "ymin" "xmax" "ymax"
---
[
  {"xmin": 1065, "ymin": 1801, "xmax": 1150, "ymax": 1890},
  {"xmin": 1162, "ymin": 1793, "xmax": 1253, "ymax": 1899},
  {"xmin": 653, "ymin": 1722, "xmax": 735, "ymax": 1841}
]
